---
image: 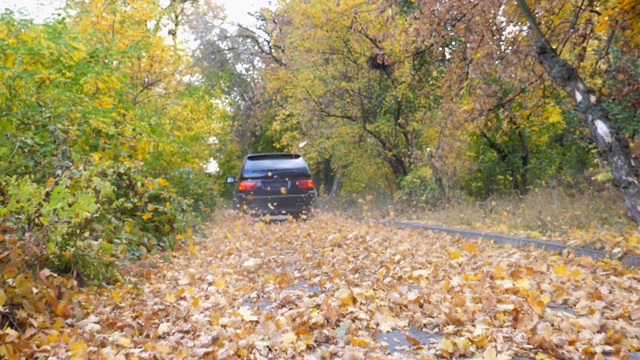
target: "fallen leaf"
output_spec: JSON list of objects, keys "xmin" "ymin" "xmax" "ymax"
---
[
  {"xmin": 237, "ymin": 307, "xmax": 258, "ymax": 321},
  {"xmin": 118, "ymin": 336, "xmax": 132, "ymax": 348},
  {"xmin": 158, "ymin": 322, "xmax": 173, "ymax": 336},
  {"xmin": 68, "ymin": 340, "xmax": 88, "ymax": 359}
]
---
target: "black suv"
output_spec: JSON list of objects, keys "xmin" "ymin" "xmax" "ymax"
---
[{"xmin": 227, "ymin": 153, "xmax": 316, "ymax": 217}]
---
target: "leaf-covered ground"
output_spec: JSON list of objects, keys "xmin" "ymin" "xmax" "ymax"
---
[{"xmin": 14, "ymin": 212, "xmax": 640, "ymax": 359}]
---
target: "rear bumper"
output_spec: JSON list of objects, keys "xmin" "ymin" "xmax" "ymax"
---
[{"xmin": 234, "ymin": 192, "xmax": 316, "ymax": 215}]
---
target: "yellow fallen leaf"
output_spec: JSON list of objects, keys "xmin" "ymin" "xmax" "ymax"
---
[
  {"xmin": 47, "ymin": 332, "xmax": 59, "ymax": 344},
  {"xmin": 570, "ymin": 267, "xmax": 582, "ymax": 278},
  {"xmin": 454, "ymin": 337, "xmax": 471, "ymax": 352},
  {"xmin": 461, "ymin": 242, "xmax": 477, "ymax": 254},
  {"xmin": 165, "ymin": 292, "xmax": 176, "ymax": 303},
  {"xmin": 237, "ymin": 348, "xmax": 249, "ymax": 357},
  {"xmin": 441, "ymin": 339, "xmax": 454, "ymax": 353},
  {"xmin": 535, "ymin": 353, "xmax": 553, "ymax": 360},
  {"xmin": 0, "ymin": 289, "xmax": 5, "ymax": 308},
  {"xmin": 554, "ymin": 264, "xmax": 568, "ymax": 276},
  {"xmin": 348, "ymin": 336, "xmax": 371, "ymax": 346},
  {"xmin": 516, "ymin": 277, "xmax": 531, "ymax": 291},
  {"xmin": 176, "ymin": 348, "xmax": 190, "ymax": 359},
  {"xmin": 61, "ymin": 332, "xmax": 71, "ymax": 342},
  {"xmin": 530, "ymin": 298, "xmax": 546, "ymax": 315},
  {"xmin": 69, "ymin": 340, "xmax": 88, "ymax": 359},
  {"xmin": 482, "ymin": 346, "xmax": 511, "ymax": 360},
  {"xmin": 118, "ymin": 336, "xmax": 132, "ymax": 348},
  {"xmin": 52, "ymin": 318, "xmax": 64, "ymax": 331},
  {"xmin": 156, "ymin": 343, "xmax": 172, "ymax": 355},
  {"xmin": 187, "ymin": 241, "xmax": 196, "ymax": 253},
  {"xmin": 335, "ymin": 288, "xmax": 355, "ymax": 306},
  {"xmin": 282, "ymin": 332, "xmax": 297, "ymax": 346},
  {"xmin": 111, "ymin": 290, "xmax": 122, "ymax": 302},
  {"xmin": 280, "ymin": 187, "xmax": 287, "ymax": 194},
  {"xmin": 141, "ymin": 212, "xmax": 153, "ymax": 220},
  {"xmin": 450, "ymin": 250, "xmax": 461, "ymax": 260}
]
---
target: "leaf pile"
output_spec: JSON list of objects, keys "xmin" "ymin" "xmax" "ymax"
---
[{"xmin": 4, "ymin": 212, "xmax": 639, "ymax": 359}]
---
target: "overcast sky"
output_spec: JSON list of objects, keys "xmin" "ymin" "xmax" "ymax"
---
[{"xmin": 0, "ymin": 0, "xmax": 273, "ymax": 25}]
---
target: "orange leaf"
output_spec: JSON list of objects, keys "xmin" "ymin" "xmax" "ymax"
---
[{"xmin": 461, "ymin": 242, "xmax": 477, "ymax": 254}]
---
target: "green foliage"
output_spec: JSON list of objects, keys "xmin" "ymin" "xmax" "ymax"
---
[
  {"xmin": 0, "ymin": 159, "xmax": 195, "ymax": 282},
  {"xmin": 0, "ymin": 3, "xmax": 229, "ymax": 285},
  {"xmin": 399, "ymin": 167, "xmax": 440, "ymax": 207}
]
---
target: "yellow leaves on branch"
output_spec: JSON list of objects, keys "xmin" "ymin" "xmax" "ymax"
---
[{"xmin": 157, "ymin": 177, "xmax": 169, "ymax": 187}]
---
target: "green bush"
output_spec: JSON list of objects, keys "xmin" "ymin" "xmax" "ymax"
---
[{"xmin": 0, "ymin": 158, "xmax": 197, "ymax": 284}]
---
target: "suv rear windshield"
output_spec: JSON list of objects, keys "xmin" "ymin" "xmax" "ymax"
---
[{"xmin": 242, "ymin": 154, "xmax": 310, "ymax": 178}]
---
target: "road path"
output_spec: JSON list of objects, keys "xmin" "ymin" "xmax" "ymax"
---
[{"xmin": 41, "ymin": 212, "xmax": 640, "ymax": 359}]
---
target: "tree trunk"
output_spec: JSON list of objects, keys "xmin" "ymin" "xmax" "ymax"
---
[
  {"xmin": 517, "ymin": 126, "xmax": 529, "ymax": 195},
  {"xmin": 329, "ymin": 168, "xmax": 342, "ymax": 197},
  {"xmin": 322, "ymin": 157, "xmax": 335, "ymax": 196},
  {"xmin": 516, "ymin": 0, "xmax": 640, "ymax": 224},
  {"xmin": 427, "ymin": 149, "xmax": 449, "ymax": 205}
]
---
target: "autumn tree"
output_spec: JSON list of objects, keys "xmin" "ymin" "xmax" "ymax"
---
[
  {"xmin": 186, "ymin": 5, "xmax": 287, "ymax": 179},
  {"xmin": 345, "ymin": 0, "xmax": 638, "ymax": 212},
  {"xmin": 513, "ymin": 0, "xmax": 640, "ymax": 222},
  {"xmin": 1, "ymin": 0, "xmax": 228, "ymax": 283},
  {"xmin": 259, "ymin": 0, "xmax": 450, "ymax": 196}
]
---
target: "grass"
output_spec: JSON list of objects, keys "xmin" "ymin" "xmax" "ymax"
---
[
  {"xmin": 400, "ymin": 187, "xmax": 640, "ymax": 255},
  {"xmin": 322, "ymin": 186, "xmax": 640, "ymax": 256}
]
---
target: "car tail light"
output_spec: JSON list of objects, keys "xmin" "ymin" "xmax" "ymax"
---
[
  {"xmin": 238, "ymin": 180, "xmax": 258, "ymax": 191},
  {"xmin": 296, "ymin": 179, "xmax": 314, "ymax": 189}
]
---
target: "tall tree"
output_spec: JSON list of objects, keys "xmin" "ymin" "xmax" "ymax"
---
[
  {"xmin": 186, "ymin": 5, "xmax": 283, "ymax": 155},
  {"xmin": 368, "ymin": 0, "xmax": 639, "ymax": 215},
  {"xmin": 513, "ymin": 0, "xmax": 640, "ymax": 223},
  {"xmin": 263, "ymin": 0, "xmax": 443, "ymax": 192}
]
